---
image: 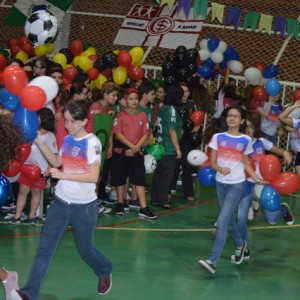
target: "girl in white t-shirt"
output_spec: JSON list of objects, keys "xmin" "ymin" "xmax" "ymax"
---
[{"xmin": 9, "ymin": 108, "xmax": 58, "ymax": 224}]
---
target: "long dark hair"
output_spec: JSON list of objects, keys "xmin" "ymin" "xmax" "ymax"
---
[{"xmin": 164, "ymin": 84, "xmax": 184, "ymax": 107}]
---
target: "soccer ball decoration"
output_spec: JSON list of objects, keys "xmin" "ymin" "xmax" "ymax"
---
[
  {"xmin": 24, "ymin": 9, "xmax": 58, "ymax": 46},
  {"xmin": 144, "ymin": 154, "xmax": 157, "ymax": 174}
]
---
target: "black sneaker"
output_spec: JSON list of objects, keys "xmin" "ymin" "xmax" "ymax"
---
[
  {"xmin": 231, "ymin": 241, "xmax": 247, "ymax": 264},
  {"xmin": 139, "ymin": 207, "xmax": 157, "ymax": 219},
  {"xmin": 281, "ymin": 203, "xmax": 294, "ymax": 225},
  {"xmin": 124, "ymin": 200, "xmax": 129, "ymax": 212},
  {"xmin": 128, "ymin": 199, "xmax": 140, "ymax": 210},
  {"xmin": 253, "ymin": 205, "xmax": 260, "ymax": 220},
  {"xmin": 115, "ymin": 203, "xmax": 125, "ymax": 215},
  {"xmin": 198, "ymin": 260, "xmax": 216, "ymax": 274},
  {"xmin": 231, "ymin": 249, "xmax": 250, "ymax": 262},
  {"xmin": 98, "ymin": 274, "xmax": 112, "ymax": 295}
]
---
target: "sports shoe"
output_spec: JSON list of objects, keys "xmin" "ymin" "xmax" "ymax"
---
[
  {"xmin": 98, "ymin": 274, "xmax": 112, "ymax": 295},
  {"xmin": 99, "ymin": 205, "xmax": 112, "ymax": 214},
  {"xmin": 248, "ymin": 207, "xmax": 254, "ymax": 221},
  {"xmin": 2, "ymin": 270, "xmax": 19, "ymax": 299},
  {"xmin": 27, "ymin": 218, "xmax": 37, "ymax": 225},
  {"xmin": 128, "ymin": 199, "xmax": 140, "ymax": 210},
  {"xmin": 198, "ymin": 260, "xmax": 216, "ymax": 274},
  {"xmin": 1, "ymin": 201, "xmax": 16, "ymax": 211},
  {"xmin": 139, "ymin": 207, "xmax": 157, "ymax": 219},
  {"xmin": 170, "ymin": 189, "xmax": 176, "ymax": 194},
  {"xmin": 231, "ymin": 241, "xmax": 247, "ymax": 264},
  {"xmin": 10, "ymin": 289, "xmax": 29, "ymax": 300},
  {"xmin": 109, "ymin": 189, "xmax": 117, "ymax": 200},
  {"xmin": 8, "ymin": 217, "xmax": 21, "ymax": 225},
  {"xmin": 124, "ymin": 200, "xmax": 129, "ymax": 212},
  {"xmin": 116, "ymin": 203, "xmax": 125, "ymax": 215},
  {"xmin": 101, "ymin": 198, "xmax": 116, "ymax": 205},
  {"xmin": 281, "ymin": 203, "xmax": 294, "ymax": 225},
  {"xmin": 231, "ymin": 249, "xmax": 250, "ymax": 262}
]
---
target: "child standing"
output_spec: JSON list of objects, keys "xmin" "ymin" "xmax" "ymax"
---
[
  {"xmin": 10, "ymin": 100, "xmax": 113, "ymax": 299},
  {"xmin": 9, "ymin": 108, "xmax": 58, "ymax": 224},
  {"xmin": 111, "ymin": 88, "xmax": 156, "ymax": 219},
  {"xmin": 199, "ymin": 106, "xmax": 263, "ymax": 274}
]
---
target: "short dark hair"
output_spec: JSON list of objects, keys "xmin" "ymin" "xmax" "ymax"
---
[
  {"xmin": 138, "ymin": 82, "xmax": 154, "ymax": 100},
  {"xmin": 164, "ymin": 84, "xmax": 184, "ymax": 106},
  {"xmin": 63, "ymin": 100, "xmax": 89, "ymax": 121},
  {"xmin": 37, "ymin": 108, "xmax": 55, "ymax": 132}
]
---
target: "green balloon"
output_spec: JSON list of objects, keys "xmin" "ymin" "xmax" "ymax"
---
[{"xmin": 147, "ymin": 144, "xmax": 165, "ymax": 160}]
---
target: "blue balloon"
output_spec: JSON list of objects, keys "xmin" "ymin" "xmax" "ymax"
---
[
  {"xmin": 265, "ymin": 79, "xmax": 281, "ymax": 96},
  {"xmin": 0, "ymin": 88, "xmax": 20, "ymax": 110},
  {"xmin": 198, "ymin": 166, "xmax": 216, "ymax": 187},
  {"xmin": 0, "ymin": 175, "xmax": 11, "ymax": 206},
  {"xmin": 223, "ymin": 45, "xmax": 235, "ymax": 61},
  {"xmin": 263, "ymin": 64, "xmax": 279, "ymax": 79},
  {"xmin": 231, "ymin": 50, "xmax": 240, "ymax": 61},
  {"xmin": 13, "ymin": 103, "xmax": 39, "ymax": 142},
  {"xmin": 203, "ymin": 58, "xmax": 215, "ymax": 68},
  {"xmin": 260, "ymin": 184, "xmax": 281, "ymax": 212},
  {"xmin": 197, "ymin": 64, "xmax": 212, "ymax": 79},
  {"xmin": 207, "ymin": 37, "xmax": 220, "ymax": 52},
  {"xmin": 219, "ymin": 60, "xmax": 227, "ymax": 69}
]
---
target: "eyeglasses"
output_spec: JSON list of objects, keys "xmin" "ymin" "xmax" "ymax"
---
[{"xmin": 227, "ymin": 114, "xmax": 241, "ymax": 119}]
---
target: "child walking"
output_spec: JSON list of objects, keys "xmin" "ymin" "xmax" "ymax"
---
[{"xmin": 10, "ymin": 100, "xmax": 113, "ymax": 299}]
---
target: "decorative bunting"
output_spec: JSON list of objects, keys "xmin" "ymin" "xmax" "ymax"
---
[
  {"xmin": 287, "ymin": 18, "xmax": 299, "ymax": 40},
  {"xmin": 274, "ymin": 17, "xmax": 287, "ymax": 38},
  {"xmin": 211, "ymin": 2, "xmax": 224, "ymax": 24},
  {"xmin": 160, "ymin": 0, "xmax": 176, "ymax": 10},
  {"xmin": 258, "ymin": 14, "xmax": 273, "ymax": 34},
  {"xmin": 177, "ymin": 0, "xmax": 192, "ymax": 18},
  {"xmin": 193, "ymin": 0, "xmax": 208, "ymax": 19},
  {"xmin": 243, "ymin": 11, "xmax": 260, "ymax": 32},
  {"xmin": 224, "ymin": 6, "xmax": 242, "ymax": 29}
]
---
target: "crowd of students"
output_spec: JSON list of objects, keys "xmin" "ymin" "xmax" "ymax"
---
[{"xmin": 0, "ymin": 55, "xmax": 299, "ymax": 298}]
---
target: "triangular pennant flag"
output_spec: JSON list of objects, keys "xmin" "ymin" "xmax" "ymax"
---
[
  {"xmin": 5, "ymin": 0, "xmax": 74, "ymax": 26},
  {"xmin": 287, "ymin": 18, "xmax": 299, "ymax": 40},
  {"xmin": 211, "ymin": 2, "xmax": 225, "ymax": 24},
  {"xmin": 243, "ymin": 11, "xmax": 260, "ymax": 32},
  {"xmin": 177, "ymin": 0, "xmax": 192, "ymax": 18},
  {"xmin": 160, "ymin": 0, "xmax": 176, "ymax": 10},
  {"xmin": 258, "ymin": 14, "xmax": 273, "ymax": 34},
  {"xmin": 193, "ymin": 0, "xmax": 208, "ymax": 19},
  {"xmin": 274, "ymin": 16, "xmax": 287, "ymax": 38},
  {"xmin": 224, "ymin": 6, "xmax": 242, "ymax": 29}
]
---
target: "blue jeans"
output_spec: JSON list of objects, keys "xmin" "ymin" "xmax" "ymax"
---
[
  {"xmin": 209, "ymin": 181, "xmax": 245, "ymax": 264},
  {"xmin": 20, "ymin": 197, "xmax": 113, "ymax": 300},
  {"xmin": 263, "ymin": 207, "xmax": 286, "ymax": 224}
]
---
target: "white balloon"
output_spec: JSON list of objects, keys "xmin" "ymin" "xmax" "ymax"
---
[
  {"xmin": 215, "ymin": 41, "xmax": 227, "ymax": 53},
  {"xmin": 211, "ymin": 52, "xmax": 224, "ymax": 64},
  {"xmin": 244, "ymin": 67, "xmax": 262, "ymax": 83},
  {"xmin": 228, "ymin": 60, "xmax": 243, "ymax": 74},
  {"xmin": 199, "ymin": 39, "xmax": 208, "ymax": 50},
  {"xmin": 187, "ymin": 150, "xmax": 208, "ymax": 167},
  {"xmin": 5, "ymin": 172, "xmax": 20, "ymax": 183},
  {"xmin": 254, "ymin": 184, "xmax": 264, "ymax": 200},
  {"xmin": 199, "ymin": 49, "xmax": 210, "ymax": 61},
  {"xmin": 28, "ymin": 76, "xmax": 59, "ymax": 104},
  {"xmin": 144, "ymin": 154, "xmax": 157, "ymax": 174}
]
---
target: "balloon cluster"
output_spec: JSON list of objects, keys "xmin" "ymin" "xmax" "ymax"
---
[
  {"xmin": 162, "ymin": 45, "xmax": 199, "ymax": 87},
  {"xmin": 244, "ymin": 63, "xmax": 281, "ymax": 102},
  {"xmin": 198, "ymin": 37, "xmax": 243, "ymax": 79}
]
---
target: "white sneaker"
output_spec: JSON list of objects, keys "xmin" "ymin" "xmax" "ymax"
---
[
  {"xmin": 248, "ymin": 207, "xmax": 254, "ymax": 221},
  {"xmin": 99, "ymin": 205, "xmax": 112, "ymax": 214},
  {"xmin": 108, "ymin": 190, "xmax": 117, "ymax": 200},
  {"xmin": 2, "ymin": 270, "xmax": 19, "ymax": 299}
]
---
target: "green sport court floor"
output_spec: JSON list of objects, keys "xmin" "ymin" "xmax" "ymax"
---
[{"xmin": 1, "ymin": 178, "xmax": 299, "ymax": 300}]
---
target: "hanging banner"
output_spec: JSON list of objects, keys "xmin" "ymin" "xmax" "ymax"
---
[{"xmin": 114, "ymin": 4, "xmax": 208, "ymax": 49}]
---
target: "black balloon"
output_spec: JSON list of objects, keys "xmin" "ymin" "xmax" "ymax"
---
[
  {"xmin": 183, "ymin": 119, "xmax": 195, "ymax": 132},
  {"xmin": 187, "ymin": 63, "xmax": 197, "ymax": 75},
  {"xmin": 102, "ymin": 52, "xmax": 118, "ymax": 68},
  {"xmin": 175, "ymin": 45, "xmax": 187, "ymax": 55},
  {"xmin": 186, "ymin": 48, "xmax": 198, "ymax": 63},
  {"xmin": 59, "ymin": 48, "xmax": 73, "ymax": 64},
  {"xmin": 94, "ymin": 58, "xmax": 106, "ymax": 72},
  {"xmin": 164, "ymin": 75, "xmax": 176, "ymax": 88},
  {"xmin": 162, "ymin": 61, "xmax": 176, "ymax": 77},
  {"xmin": 166, "ymin": 53, "xmax": 177, "ymax": 63},
  {"xmin": 187, "ymin": 131, "xmax": 202, "ymax": 147},
  {"xmin": 176, "ymin": 52, "xmax": 187, "ymax": 68},
  {"xmin": 176, "ymin": 68, "xmax": 189, "ymax": 81},
  {"xmin": 176, "ymin": 107, "xmax": 189, "ymax": 120}
]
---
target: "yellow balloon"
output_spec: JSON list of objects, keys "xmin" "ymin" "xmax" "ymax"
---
[
  {"xmin": 78, "ymin": 56, "xmax": 93, "ymax": 71},
  {"xmin": 135, "ymin": 59, "xmax": 143, "ymax": 67},
  {"xmin": 34, "ymin": 44, "xmax": 47, "ymax": 56},
  {"xmin": 45, "ymin": 43, "xmax": 55, "ymax": 54},
  {"xmin": 82, "ymin": 47, "xmax": 96, "ymax": 57},
  {"xmin": 73, "ymin": 56, "xmax": 80, "ymax": 66},
  {"xmin": 113, "ymin": 49, "xmax": 120, "ymax": 55},
  {"xmin": 16, "ymin": 51, "xmax": 28, "ymax": 62},
  {"xmin": 113, "ymin": 66, "xmax": 127, "ymax": 85},
  {"xmin": 129, "ymin": 47, "xmax": 144, "ymax": 64},
  {"xmin": 64, "ymin": 64, "xmax": 73, "ymax": 69},
  {"xmin": 90, "ymin": 80, "xmax": 96, "ymax": 90},
  {"xmin": 53, "ymin": 53, "xmax": 67, "ymax": 68},
  {"xmin": 95, "ymin": 74, "xmax": 108, "ymax": 89}
]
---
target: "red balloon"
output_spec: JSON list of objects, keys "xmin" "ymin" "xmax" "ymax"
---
[
  {"xmin": 19, "ymin": 36, "xmax": 30, "ymax": 45},
  {"xmin": 118, "ymin": 50, "xmax": 132, "ymax": 68},
  {"xmin": 63, "ymin": 66, "xmax": 78, "ymax": 82},
  {"xmin": 10, "ymin": 45, "xmax": 21, "ymax": 57},
  {"xmin": 259, "ymin": 154, "xmax": 281, "ymax": 182},
  {"xmin": 190, "ymin": 110, "xmax": 205, "ymax": 126},
  {"xmin": 252, "ymin": 86, "xmax": 268, "ymax": 103},
  {"xmin": 101, "ymin": 68, "xmax": 111, "ymax": 78},
  {"xmin": 16, "ymin": 144, "xmax": 31, "ymax": 164},
  {"xmin": 87, "ymin": 67, "xmax": 99, "ymax": 80},
  {"xmin": 127, "ymin": 64, "xmax": 144, "ymax": 81},
  {"xmin": 0, "ymin": 71, "xmax": 3, "ymax": 83},
  {"xmin": 271, "ymin": 172, "xmax": 300, "ymax": 194},
  {"xmin": 20, "ymin": 86, "xmax": 47, "ymax": 111},
  {"xmin": 20, "ymin": 164, "xmax": 41, "ymax": 181},
  {"xmin": 0, "ymin": 54, "xmax": 7, "ymax": 71},
  {"xmin": 254, "ymin": 62, "xmax": 266, "ymax": 73},
  {"xmin": 245, "ymin": 158, "xmax": 255, "ymax": 178},
  {"xmin": 21, "ymin": 43, "xmax": 35, "ymax": 55},
  {"xmin": 3, "ymin": 160, "xmax": 21, "ymax": 177},
  {"xmin": 8, "ymin": 38, "xmax": 20, "ymax": 48},
  {"xmin": 294, "ymin": 89, "xmax": 300, "ymax": 101},
  {"xmin": 88, "ymin": 54, "xmax": 99, "ymax": 64},
  {"xmin": 3, "ymin": 65, "xmax": 28, "ymax": 96},
  {"xmin": 70, "ymin": 39, "xmax": 83, "ymax": 57}
]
